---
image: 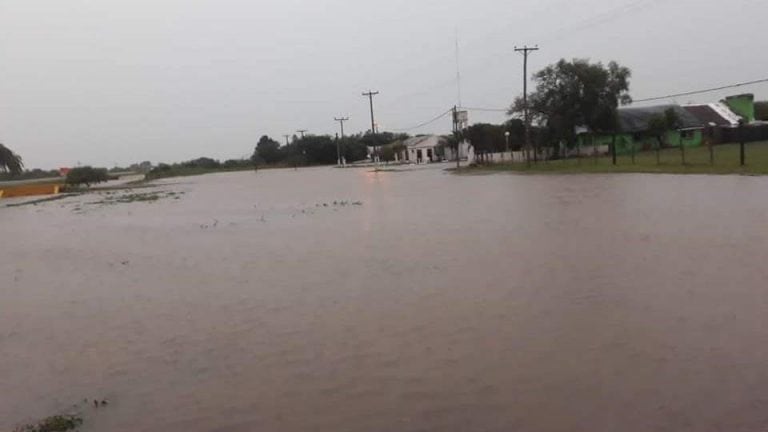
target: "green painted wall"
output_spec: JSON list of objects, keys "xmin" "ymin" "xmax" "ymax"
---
[
  {"xmin": 581, "ymin": 130, "xmax": 702, "ymax": 155},
  {"xmin": 724, "ymin": 94, "xmax": 755, "ymax": 123},
  {"xmin": 666, "ymin": 130, "xmax": 702, "ymax": 148}
]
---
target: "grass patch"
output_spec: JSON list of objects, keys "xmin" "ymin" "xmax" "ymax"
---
[
  {"xmin": 13, "ymin": 415, "xmax": 83, "ymax": 432},
  {"xmin": 146, "ymin": 166, "xmax": 257, "ymax": 181},
  {"xmin": 458, "ymin": 141, "xmax": 768, "ymax": 176},
  {"xmin": 88, "ymin": 190, "xmax": 184, "ymax": 206},
  {"xmin": 3, "ymin": 194, "xmax": 79, "ymax": 208}
]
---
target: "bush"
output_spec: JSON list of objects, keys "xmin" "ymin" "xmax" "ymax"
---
[
  {"xmin": 14, "ymin": 415, "xmax": 83, "ymax": 432},
  {"xmin": 66, "ymin": 166, "xmax": 110, "ymax": 187},
  {"xmin": 181, "ymin": 157, "xmax": 220, "ymax": 169}
]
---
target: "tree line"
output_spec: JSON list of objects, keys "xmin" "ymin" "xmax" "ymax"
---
[{"xmin": 251, "ymin": 132, "xmax": 409, "ymax": 166}]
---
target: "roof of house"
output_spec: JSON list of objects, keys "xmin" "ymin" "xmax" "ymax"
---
[
  {"xmin": 618, "ymin": 104, "xmax": 703, "ymax": 132},
  {"xmin": 683, "ymin": 103, "xmax": 741, "ymax": 127},
  {"xmin": 403, "ymin": 135, "xmax": 447, "ymax": 149}
]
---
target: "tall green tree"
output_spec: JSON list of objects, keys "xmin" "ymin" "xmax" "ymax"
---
[
  {"xmin": 0, "ymin": 143, "xmax": 23, "ymax": 175},
  {"xmin": 253, "ymin": 135, "xmax": 281, "ymax": 164},
  {"xmin": 646, "ymin": 108, "xmax": 682, "ymax": 164},
  {"xmin": 463, "ymin": 123, "xmax": 508, "ymax": 160},
  {"xmin": 646, "ymin": 108, "xmax": 682, "ymax": 148},
  {"xmin": 508, "ymin": 59, "xmax": 632, "ymax": 154},
  {"xmin": 341, "ymin": 137, "xmax": 369, "ymax": 162},
  {"xmin": 297, "ymin": 135, "xmax": 338, "ymax": 165}
]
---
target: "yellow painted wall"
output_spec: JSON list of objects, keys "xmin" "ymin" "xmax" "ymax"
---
[{"xmin": 0, "ymin": 183, "xmax": 62, "ymax": 198}]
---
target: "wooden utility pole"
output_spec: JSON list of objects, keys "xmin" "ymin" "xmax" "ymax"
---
[
  {"xmin": 679, "ymin": 132, "xmax": 686, "ymax": 165},
  {"xmin": 334, "ymin": 116, "xmax": 349, "ymax": 166},
  {"xmin": 362, "ymin": 90, "xmax": 380, "ymax": 163},
  {"xmin": 515, "ymin": 45, "xmax": 539, "ymax": 167},
  {"xmin": 739, "ymin": 120, "xmax": 746, "ymax": 166},
  {"xmin": 362, "ymin": 91, "xmax": 379, "ymax": 134}
]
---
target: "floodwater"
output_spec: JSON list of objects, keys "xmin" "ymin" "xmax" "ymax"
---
[{"xmin": 2, "ymin": 165, "xmax": 768, "ymax": 432}]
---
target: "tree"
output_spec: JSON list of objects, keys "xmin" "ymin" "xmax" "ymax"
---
[
  {"xmin": 509, "ymin": 59, "xmax": 631, "ymax": 156},
  {"xmin": 646, "ymin": 108, "xmax": 681, "ymax": 164},
  {"xmin": 182, "ymin": 157, "xmax": 220, "ymax": 169},
  {"xmin": 341, "ymin": 137, "xmax": 368, "ymax": 163},
  {"xmin": 0, "ymin": 143, "xmax": 24, "ymax": 175},
  {"xmin": 463, "ymin": 123, "xmax": 507, "ymax": 162},
  {"xmin": 254, "ymin": 135, "xmax": 281, "ymax": 164},
  {"xmin": 646, "ymin": 108, "xmax": 682, "ymax": 148},
  {"xmin": 66, "ymin": 167, "xmax": 110, "ymax": 187},
  {"xmin": 297, "ymin": 135, "xmax": 338, "ymax": 165}
]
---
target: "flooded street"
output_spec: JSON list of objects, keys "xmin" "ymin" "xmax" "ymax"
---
[{"xmin": 2, "ymin": 166, "xmax": 768, "ymax": 432}]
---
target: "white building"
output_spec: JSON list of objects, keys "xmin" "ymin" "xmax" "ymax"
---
[{"xmin": 396, "ymin": 135, "xmax": 469, "ymax": 164}]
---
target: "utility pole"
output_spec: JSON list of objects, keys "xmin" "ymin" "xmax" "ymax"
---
[
  {"xmin": 362, "ymin": 91, "xmax": 379, "ymax": 134},
  {"xmin": 334, "ymin": 116, "xmax": 349, "ymax": 166},
  {"xmin": 296, "ymin": 129, "xmax": 307, "ymax": 139},
  {"xmin": 283, "ymin": 134, "xmax": 291, "ymax": 146},
  {"xmin": 334, "ymin": 117, "xmax": 348, "ymax": 138},
  {"xmin": 515, "ymin": 45, "xmax": 539, "ymax": 166},
  {"xmin": 739, "ymin": 119, "xmax": 746, "ymax": 166},
  {"xmin": 452, "ymin": 106, "xmax": 460, "ymax": 169},
  {"xmin": 362, "ymin": 90, "xmax": 380, "ymax": 163}
]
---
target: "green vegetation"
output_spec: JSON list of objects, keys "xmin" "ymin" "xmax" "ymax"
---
[
  {"xmin": 145, "ymin": 132, "xmax": 407, "ymax": 181},
  {"xmin": 3, "ymin": 194, "xmax": 78, "ymax": 208},
  {"xmin": 0, "ymin": 143, "xmax": 24, "ymax": 176},
  {"xmin": 13, "ymin": 415, "xmax": 83, "ymax": 432},
  {"xmin": 89, "ymin": 190, "xmax": 183, "ymax": 205},
  {"xmin": 251, "ymin": 132, "xmax": 405, "ymax": 167},
  {"xmin": 66, "ymin": 167, "xmax": 111, "ymax": 187},
  {"xmin": 508, "ymin": 58, "xmax": 631, "ymax": 156},
  {"xmin": 462, "ymin": 120, "xmax": 525, "ymax": 161},
  {"xmin": 147, "ymin": 159, "xmax": 255, "ymax": 180},
  {"xmin": 459, "ymin": 141, "xmax": 768, "ymax": 175},
  {"xmin": 0, "ymin": 168, "xmax": 60, "ymax": 182}
]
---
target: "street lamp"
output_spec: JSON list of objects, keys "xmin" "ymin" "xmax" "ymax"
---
[{"xmin": 505, "ymin": 131, "xmax": 511, "ymax": 162}]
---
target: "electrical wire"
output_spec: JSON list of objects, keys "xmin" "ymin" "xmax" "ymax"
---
[
  {"xmin": 390, "ymin": 109, "xmax": 453, "ymax": 132},
  {"xmin": 460, "ymin": 106, "xmax": 509, "ymax": 113},
  {"xmin": 631, "ymin": 78, "xmax": 768, "ymax": 103}
]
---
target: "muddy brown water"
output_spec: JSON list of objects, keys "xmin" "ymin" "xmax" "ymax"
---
[{"xmin": 2, "ymin": 166, "xmax": 768, "ymax": 432}]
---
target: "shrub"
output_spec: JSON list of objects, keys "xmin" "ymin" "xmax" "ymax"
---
[
  {"xmin": 13, "ymin": 415, "xmax": 83, "ymax": 432},
  {"xmin": 66, "ymin": 166, "xmax": 110, "ymax": 187}
]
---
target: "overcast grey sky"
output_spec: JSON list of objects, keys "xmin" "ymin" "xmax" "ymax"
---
[{"xmin": 1, "ymin": 0, "xmax": 766, "ymax": 169}]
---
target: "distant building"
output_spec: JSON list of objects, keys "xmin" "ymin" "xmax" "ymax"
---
[{"xmin": 395, "ymin": 135, "xmax": 469, "ymax": 163}]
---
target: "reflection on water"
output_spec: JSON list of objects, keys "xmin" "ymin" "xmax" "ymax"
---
[{"xmin": 2, "ymin": 166, "xmax": 768, "ymax": 432}]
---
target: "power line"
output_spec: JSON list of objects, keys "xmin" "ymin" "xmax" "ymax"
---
[
  {"xmin": 460, "ymin": 106, "xmax": 508, "ymax": 113},
  {"xmin": 391, "ymin": 108, "xmax": 453, "ymax": 132},
  {"xmin": 539, "ymin": 0, "xmax": 663, "ymax": 44},
  {"xmin": 632, "ymin": 78, "xmax": 768, "ymax": 104}
]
